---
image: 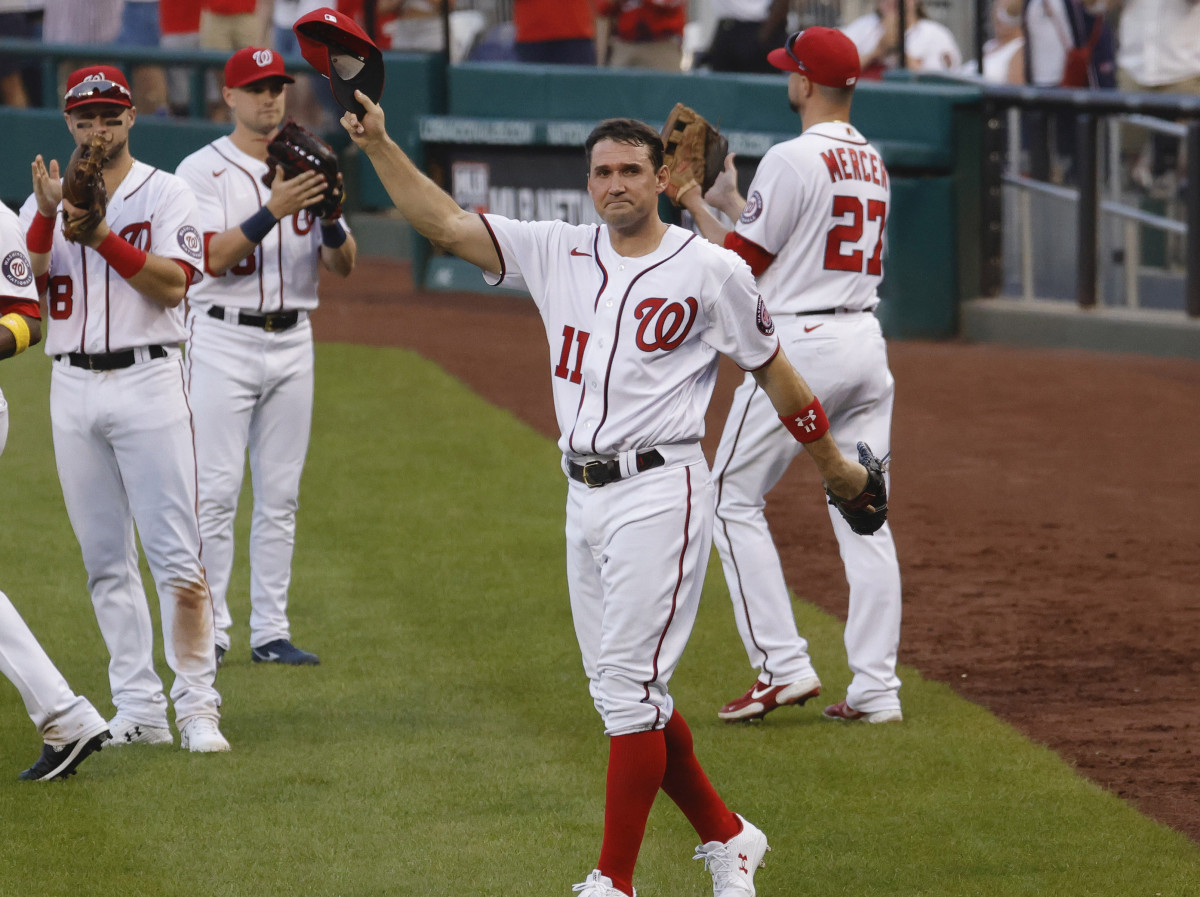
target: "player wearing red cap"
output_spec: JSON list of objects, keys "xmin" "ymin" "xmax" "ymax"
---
[
  {"xmin": 175, "ymin": 47, "xmax": 357, "ymax": 668},
  {"xmin": 340, "ymin": 77, "xmax": 888, "ymax": 893},
  {"xmin": 678, "ymin": 28, "xmax": 905, "ymax": 724},
  {"xmin": 20, "ymin": 65, "xmax": 229, "ymax": 753}
]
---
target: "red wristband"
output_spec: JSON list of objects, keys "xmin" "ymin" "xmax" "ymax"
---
[
  {"xmin": 26, "ymin": 211, "xmax": 55, "ymax": 253},
  {"xmin": 95, "ymin": 231, "xmax": 148, "ymax": 280},
  {"xmin": 779, "ymin": 398, "xmax": 830, "ymax": 444}
]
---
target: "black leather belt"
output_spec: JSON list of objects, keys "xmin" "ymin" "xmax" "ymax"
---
[
  {"xmin": 57, "ymin": 345, "xmax": 168, "ymax": 371},
  {"xmin": 208, "ymin": 304, "xmax": 300, "ymax": 332},
  {"xmin": 795, "ymin": 307, "xmax": 872, "ymax": 316},
  {"xmin": 567, "ymin": 449, "xmax": 665, "ymax": 488}
]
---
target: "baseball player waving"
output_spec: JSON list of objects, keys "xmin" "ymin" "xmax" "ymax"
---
[
  {"xmin": 0, "ymin": 201, "xmax": 112, "ymax": 781},
  {"xmin": 678, "ymin": 28, "xmax": 904, "ymax": 724},
  {"xmin": 21, "ymin": 65, "xmax": 228, "ymax": 752},
  {"xmin": 175, "ymin": 47, "xmax": 356, "ymax": 668},
  {"xmin": 342, "ymin": 89, "xmax": 882, "ymax": 897}
]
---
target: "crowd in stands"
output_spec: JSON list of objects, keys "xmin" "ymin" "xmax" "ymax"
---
[{"xmin": 0, "ymin": 1, "xmax": 1196, "ymax": 109}]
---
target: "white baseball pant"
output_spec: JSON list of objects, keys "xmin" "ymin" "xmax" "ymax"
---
[
  {"xmin": 565, "ymin": 447, "xmax": 713, "ymax": 737},
  {"xmin": 0, "ymin": 591, "xmax": 109, "ymax": 744},
  {"xmin": 50, "ymin": 354, "xmax": 220, "ymax": 728},
  {"xmin": 186, "ymin": 312, "xmax": 314, "ymax": 651},
  {"xmin": 712, "ymin": 313, "xmax": 902, "ymax": 713}
]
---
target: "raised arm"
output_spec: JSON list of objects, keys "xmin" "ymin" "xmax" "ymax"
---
[{"xmin": 341, "ymin": 91, "xmax": 501, "ymax": 274}]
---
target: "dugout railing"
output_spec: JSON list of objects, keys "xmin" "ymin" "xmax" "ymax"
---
[{"xmin": 979, "ymin": 85, "xmax": 1200, "ymax": 320}]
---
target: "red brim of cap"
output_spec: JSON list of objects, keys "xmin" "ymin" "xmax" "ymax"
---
[
  {"xmin": 229, "ymin": 72, "xmax": 296, "ymax": 88},
  {"xmin": 766, "ymin": 47, "xmax": 797, "ymax": 73}
]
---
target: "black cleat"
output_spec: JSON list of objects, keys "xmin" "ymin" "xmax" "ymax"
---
[
  {"xmin": 19, "ymin": 729, "xmax": 111, "ymax": 782},
  {"xmin": 251, "ymin": 638, "xmax": 320, "ymax": 666}
]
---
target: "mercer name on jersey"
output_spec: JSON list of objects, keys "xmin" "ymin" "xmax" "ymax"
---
[{"xmin": 820, "ymin": 146, "xmax": 888, "ymax": 189}]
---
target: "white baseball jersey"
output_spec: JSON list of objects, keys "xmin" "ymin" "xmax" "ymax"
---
[
  {"xmin": 17, "ymin": 161, "xmax": 202, "ymax": 355},
  {"xmin": 176, "ymin": 136, "xmax": 343, "ymax": 312},
  {"xmin": 481, "ymin": 217, "xmax": 780, "ymax": 458},
  {"xmin": 0, "ymin": 203, "xmax": 39, "ymax": 309},
  {"xmin": 734, "ymin": 121, "xmax": 889, "ymax": 313},
  {"xmin": 842, "ymin": 15, "xmax": 963, "ymax": 71}
]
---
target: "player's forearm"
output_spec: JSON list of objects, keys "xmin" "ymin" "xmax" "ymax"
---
[
  {"xmin": 679, "ymin": 192, "xmax": 731, "ymax": 246},
  {"xmin": 320, "ymin": 231, "xmax": 356, "ymax": 277},
  {"xmin": 0, "ymin": 313, "xmax": 40, "ymax": 360},
  {"xmin": 753, "ymin": 353, "xmax": 864, "ymax": 497},
  {"xmin": 206, "ymin": 227, "xmax": 260, "ymax": 276},
  {"xmin": 363, "ymin": 138, "xmax": 500, "ymax": 272},
  {"xmin": 127, "ymin": 254, "xmax": 189, "ymax": 308}
]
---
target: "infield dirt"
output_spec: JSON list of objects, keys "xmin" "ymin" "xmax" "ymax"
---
[{"xmin": 314, "ymin": 258, "xmax": 1200, "ymax": 843}]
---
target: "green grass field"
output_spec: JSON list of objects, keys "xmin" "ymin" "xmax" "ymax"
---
[{"xmin": 1, "ymin": 343, "xmax": 1197, "ymax": 897}]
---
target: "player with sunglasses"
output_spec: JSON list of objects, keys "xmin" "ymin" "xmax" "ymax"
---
[
  {"xmin": 20, "ymin": 65, "xmax": 228, "ymax": 753},
  {"xmin": 678, "ymin": 28, "xmax": 905, "ymax": 725}
]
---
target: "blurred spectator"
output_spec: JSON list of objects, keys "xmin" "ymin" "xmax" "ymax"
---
[
  {"xmin": 117, "ymin": 1, "xmax": 171, "ymax": 115},
  {"xmin": 702, "ymin": 0, "xmax": 788, "ymax": 73},
  {"xmin": 270, "ymin": 0, "xmax": 341, "ymax": 130},
  {"xmin": 200, "ymin": 0, "xmax": 264, "ymax": 50},
  {"xmin": 0, "ymin": 0, "xmax": 37, "ymax": 107},
  {"xmin": 843, "ymin": 0, "xmax": 963, "ymax": 78},
  {"xmin": 161, "ymin": 0, "xmax": 202, "ymax": 115},
  {"xmin": 1113, "ymin": 0, "xmax": 1200, "ymax": 95},
  {"xmin": 271, "ymin": 0, "xmax": 326, "ymax": 53},
  {"xmin": 978, "ymin": 0, "xmax": 1026, "ymax": 83},
  {"xmin": 378, "ymin": 0, "xmax": 447, "ymax": 52},
  {"xmin": 598, "ymin": 0, "xmax": 685, "ymax": 71},
  {"xmin": 1112, "ymin": 0, "xmax": 1200, "ymax": 190},
  {"xmin": 1023, "ymin": 0, "xmax": 1114, "ymax": 88},
  {"xmin": 513, "ymin": 0, "xmax": 598, "ymax": 65},
  {"xmin": 44, "ymin": 0, "xmax": 122, "ymax": 44}
]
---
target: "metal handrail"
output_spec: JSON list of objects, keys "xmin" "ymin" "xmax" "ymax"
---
[{"xmin": 981, "ymin": 85, "xmax": 1200, "ymax": 318}]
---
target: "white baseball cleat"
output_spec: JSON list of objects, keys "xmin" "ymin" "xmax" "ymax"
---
[
  {"xmin": 693, "ymin": 815, "xmax": 769, "ymax": 897},
  {"xmin": 179, "ymin": 717, "xmax": 231, "ymax": 753},
  {"xmin": 822, "ymin": 700, "xmax": 903, "ymax": 724},
  {"xmin": 107, "ymin": 716, "xmax": 173, "ymax": 747},
  {"xmin": 571, "ymin": 869, "xmax": 635, "ymax": 897}
]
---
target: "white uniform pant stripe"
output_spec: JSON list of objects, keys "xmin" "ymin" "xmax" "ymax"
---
[
  {"xmin": 0, "ymin": 592, "xmax": 107, "ymax": 744},
  {"xmin": 51, "ymin": 359, "xmax": 219, "ymax": 727},
  {"xmin": 567, "ymin": 460, "xmax": 714, "ymax": 736}
]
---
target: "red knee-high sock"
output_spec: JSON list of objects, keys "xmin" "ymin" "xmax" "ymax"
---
[
  {"xmin": 597, "ymin": 729, "xmax": 667, "ymax": 897},
  {"xmin": 661, "ymin": 711, "xmax": 741, "ymax": 844}
]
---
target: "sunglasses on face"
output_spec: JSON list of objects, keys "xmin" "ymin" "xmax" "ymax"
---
[{"xmin": 65, "ymin": 79, "xmax": 132, "ymax": 105}]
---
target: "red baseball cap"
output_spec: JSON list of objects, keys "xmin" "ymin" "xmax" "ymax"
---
[
  {"xmin": 293, "ymin": 6, "xmax": 384, "ymax": 116},
  {"xmin": 767, "ymin": 27, "xmax": 861, "ymax": 88},
  {"xmin": 64, "ymin": 65, "xmax": 133, "ymax": 111},
  {"xmin": 224, "ymin": 47, "xmax": 295, "ymax": 89}
]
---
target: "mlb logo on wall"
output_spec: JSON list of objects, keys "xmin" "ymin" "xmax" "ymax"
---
[{"xmin": 3, "ymin": 251, "xmax": 33, "ymax": 288}]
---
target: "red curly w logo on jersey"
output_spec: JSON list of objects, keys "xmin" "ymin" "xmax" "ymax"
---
[{"xmin": 634, "ymin": 297, "xmax": 698, "ymax": 352}]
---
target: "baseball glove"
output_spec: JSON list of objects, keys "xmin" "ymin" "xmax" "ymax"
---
[
  {"xmin": 826, "ymin": 442, "xmax": 889, "ymax": 536},
  {"xmin": 660, "ymin": 103, "xmax": 728, "ymax": 206},
  {"xmin": 60, "ymin": 134, "xmax": 108, "ymax": 243},
  {"xmin": 262, "ymin": 119, "xmax": 345, "ymax": 220}
]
